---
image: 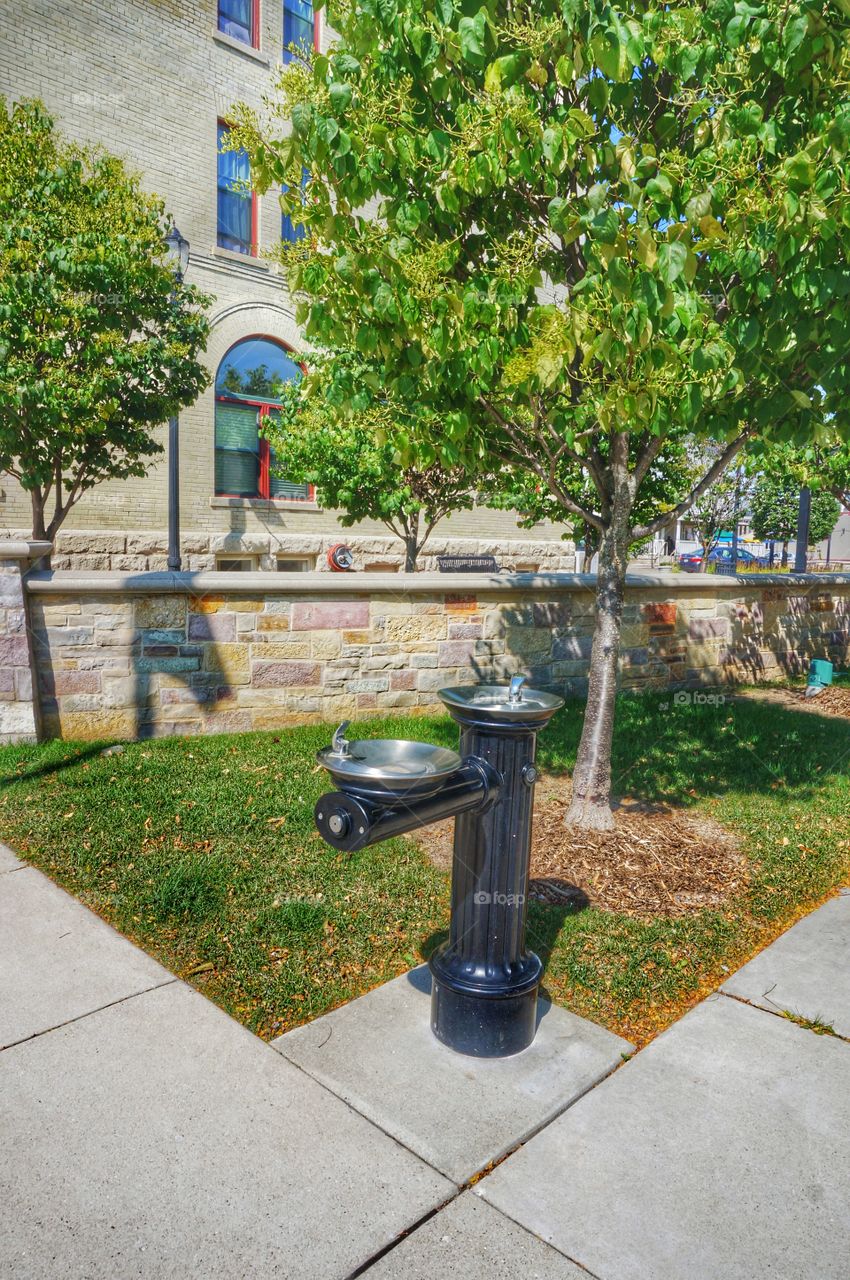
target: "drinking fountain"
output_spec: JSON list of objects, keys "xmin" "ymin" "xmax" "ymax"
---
[{"xmin": 315, "ymin": 676, "xmax": 564, "ymax": 1058}]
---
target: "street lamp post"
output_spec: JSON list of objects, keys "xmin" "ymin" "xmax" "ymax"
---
[
  {"xmin": 164, "ymin": 224, "xmax": 190, "ymax": 573},
  {"xmin": 794, "ymin": 486, "xmax": 811, "ymax": 574}
]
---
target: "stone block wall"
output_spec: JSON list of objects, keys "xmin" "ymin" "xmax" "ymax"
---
[
  {"xmin": 41, "ymin": 528, "xmax": 575, "ymax": 574},
  {"xmin": 6, "ymin": 557, "xmax": 848, "ymax": 743},
  {"xmin": 0, "ymin": 542, "xmax": 51, "ymax": 743}
]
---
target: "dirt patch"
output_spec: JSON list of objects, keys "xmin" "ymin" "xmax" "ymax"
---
[{"xmin": 413, "ymin": 775, "xmax": 747, "ymax": 919}]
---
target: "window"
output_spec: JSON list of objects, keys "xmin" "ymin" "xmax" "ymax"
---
[
  {"xmin": 216, "ymin": 555, "xmax": 258, "ymax": 571},
  {"xmin": 276, "ymin": 556, "xmax": 315, "ymax": 572},
  {"xmin": 283, "ymin": 0, "xmax": 314, "ymax": 61},
  {"xmin": 217, "ymin": 122, "xmax": 255, "ymax": 255},
  {"xmin": 214, "ymin": 336, "xmax": 312, "ymax": 502},
  {"xmin": 218, "ymin": 0, "xmax": 259, "ymax": 44}
]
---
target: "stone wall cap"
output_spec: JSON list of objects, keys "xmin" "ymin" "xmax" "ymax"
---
[
  {"xmin": 23, "ymin": 568, "xmax": 850, "ymax": 595},
  {"xmin": 0, "ymin": 540, "xmax": 52, "ymax": 561}
]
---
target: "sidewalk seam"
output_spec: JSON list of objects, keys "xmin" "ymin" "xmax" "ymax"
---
[
  {"xmin": 0, "ymin": 977, "xmax": 179, "ymax": 1054},
  {"xmin": 465, "ymin": 1198, "xmax": 606, "ymax": 1280},
  {"xmin": 276, "ymin": 1050, "xmax": 458, "ymax": 1186},
  {"xmin": 719, "ymin": 990, "xmax": 850, "ymax": 1045}
]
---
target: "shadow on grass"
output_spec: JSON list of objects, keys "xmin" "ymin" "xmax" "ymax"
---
[
  {"xmin": 0, "ymin": 742, "xmax": 106, "ymax": 786},
  {"xmin": 535, "ymin": 690, "xmax": 850, "ymax": 808}
]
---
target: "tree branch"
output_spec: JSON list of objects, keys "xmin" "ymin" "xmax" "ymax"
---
[
  {"xmin": 630, "ymin": 428, "xmax": 753, "ymax": 541},
  {"xmin": 478, "ymin": 397, "xmax": 605, "ymax": 531}
]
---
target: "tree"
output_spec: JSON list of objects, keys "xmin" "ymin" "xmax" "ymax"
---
[
  {"xmin": 267, "ymin": 389, "xmax": 490, "ymax": 569},
  {"xmin": 233, "ymin": 0, "xmax": 850, "ymax": 828},
  {"xmin": 0, "ymin": 99, "xmax": 210, "ymax": 550},
  {"xmin": 685, "ymin": 444, "xmax": 747, "ymax": 562},
  {"xmin": 751, "ymin": 474, "xmax": 839, "ymax": 565}
]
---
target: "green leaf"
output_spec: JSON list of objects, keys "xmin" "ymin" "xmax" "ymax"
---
[
  {"xmin": 646, "ymin": 173, "xmax": 673, "ymax": 202},
  {"xmin": 328, "ymin": 82, "xmax": 352, "ymax": 112},
  {"xmin": 555, "ymin": 54, "xmax": 574, "ymax": 86},
  {"xmin": 458, "ymin": 10, "xmax": 487, "ymax": 64},
  {"xmin": 484, "ymin": 53, "xmax": 523, "ymax": 92},
  {"xmin": 657, "ymin": 241, "xmax": 688, "ymax": 286},
  {"xmin": 783, "ymin": 14, "xmax": 808, "ymax": 54},
  {"xmin": 783, "ymin": 152, "xmax": 815, "ymax": 188},
  {"xmin": 685, "ymin": 191, "xmax": 711, "ymax": 222},
  {"xmin": 542, "ymin": 126, "xmax": 563, "ymax": 165},
  {"xmin": 291, "ymin": 103, "xmax": 313, "ymax": 138}
]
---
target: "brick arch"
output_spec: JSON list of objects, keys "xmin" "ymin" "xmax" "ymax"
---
[{"xmin": 205, "ymin": 302, "xmax": 304, "ymax": 373}]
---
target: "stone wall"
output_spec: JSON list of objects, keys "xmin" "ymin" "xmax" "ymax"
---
[
  {"xmin": 6, "ymin": 552, "xmax": 848, "ymax": 742},
  {"xmin": 43, "ymin": 529, "xmax": 575, "ymax": 574},
  {"xmin": 0, "ymin": 542, "xmax": 51, "ymax": 743}
]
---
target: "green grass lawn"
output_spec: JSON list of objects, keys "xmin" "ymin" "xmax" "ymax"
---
[{"xmin": 2, "ymin": 689, "xmax": 848, "ymax": 1044}]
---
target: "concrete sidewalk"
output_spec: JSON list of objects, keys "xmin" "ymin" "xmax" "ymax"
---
[{"xmin": 2, "ymin": 843, "xmax": 849, "ymax": 1279}]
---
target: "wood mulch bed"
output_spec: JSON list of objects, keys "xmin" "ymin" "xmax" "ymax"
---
[
  {"xmin": 414, "ymin": 775, "xmax": 747, "ymax": 919},
  {"xmin": 739, "ymin": 681, "xmax": 850, "ymax": 719}
]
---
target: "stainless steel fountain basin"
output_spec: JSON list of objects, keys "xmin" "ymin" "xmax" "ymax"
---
[{"xmin": 316, "ymin": 738, "xmax": 463, "ymax": 799}]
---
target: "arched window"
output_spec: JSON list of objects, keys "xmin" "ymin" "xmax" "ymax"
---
[{"xmin": 214, "ymin": 336, "xmax": 311, "ymax": 500}]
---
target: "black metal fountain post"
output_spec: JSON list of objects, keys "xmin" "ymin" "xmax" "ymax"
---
[
  {"xmin": 313, "ymin": 677, "xmax": 564, "ymax": 1058},
  {"xmin": 429, "ymin": 678, "xmax": 563, "ymax": 1057}
]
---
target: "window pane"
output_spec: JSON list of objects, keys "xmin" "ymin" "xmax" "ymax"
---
[
  {"xmin": 215, "ymin": 403, "xmax": 259, "ymax": 496},
  {"xmin": 215, "ymin": 449, "xmax": 259, "ymax": 496},
  {"xmin": 219, "ymin": 0, "xmax": 252, "ymax": 41},
  {"xmin": 217, "ymin": 124, "xmax": 252, "ymax": 254},
  {"xmin": 283, "ymin": 0, "xmax": 313, "ymax": 61},
  {"xmin": 216, "ymin": 338, "xmax": 302, "ymax": 404}
]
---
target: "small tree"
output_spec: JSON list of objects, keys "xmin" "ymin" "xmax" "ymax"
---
[
  {"xmin": 0, "ymin": 99, "xmax": 210, "ymax": 550},
  {"xmin": 267, "ymin": 394, "xmax": 488, "ymax": 569},
  {"xmin": 685, "ymin": 444, "xmax": 746, "ymax": 563},
  {"xmin": 751, "ymin": 475, "xmax": 838, "ymax": 565}
]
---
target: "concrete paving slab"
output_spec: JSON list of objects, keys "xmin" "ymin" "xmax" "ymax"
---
[
  {"xmin": 273, "ymin": 966, "xmax": 631, "ymax": 1185},
  {"xmin": 363, "ymin": 1194, "xmax": 586, "ymax": 1279},
  {"xmin": 722, "ymin": 893, "xmax": 850, "ymax": 1038},
  {"xmin": 0, "ymin": 981, "xmax": 452, "ymax": 1279},
  {"xmin": 477, "ymin": 994, "xmax": 850, "ymax": 1280},
  {"xmin": 0, "ymin": 865, "xmax": 175, "ymax": 1049},
  {"xmin": 0, "ymin": 843, "xmax": 22, "ymax": 873}
]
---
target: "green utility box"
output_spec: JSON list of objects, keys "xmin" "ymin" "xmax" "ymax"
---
[{"xmin": 808, "ymin": 659, "xmax": 834, "ymax": 689}]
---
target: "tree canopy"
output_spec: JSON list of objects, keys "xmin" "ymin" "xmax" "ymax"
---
[
  {"xmin": 0, "ymin": 99, "xmax": 210, "ymax": 544},
  {"xmin": 268, "ymin": 384, "xmax": 494, "ymax": 568},
  {"xmin": 750, "ymin": 473, "xmax": 839, "ymax": 549},
  {"xmin": 233, "ymin": 0, "xmax": 850, "ymax": 825}
]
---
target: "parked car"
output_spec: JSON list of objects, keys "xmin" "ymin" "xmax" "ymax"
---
[{"xmin": 678, "ymin": 546, "xmax": 769, "ymax": 573}]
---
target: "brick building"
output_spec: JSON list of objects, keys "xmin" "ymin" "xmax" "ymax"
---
[{"xmin": 0, "ymin": 1, "xmax": 574, "ymax": 573}]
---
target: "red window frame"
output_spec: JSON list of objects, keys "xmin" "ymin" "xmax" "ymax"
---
[{"xmin": 217, "ymin": 119, "xmax": 258, "ymax": 258}]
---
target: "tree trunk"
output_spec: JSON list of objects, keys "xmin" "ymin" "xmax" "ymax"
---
[
  {"xmin": 403, "ymin": 511, "xmax": 420, "ymax": 572},
  {"xmin": 566, "ymin": 515, "xmax": 631, "ymax": 832},
  {"xmin": 30, "ymin": 490, "xmax": 52, "ymax": 569},
  {"xmin": 403, "ymin": 536, "xmax": 418, "ymax": 572},
  {"xmin": 781, "ymin": 541, "xmax": 788, "ymax": 568}
]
